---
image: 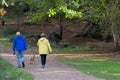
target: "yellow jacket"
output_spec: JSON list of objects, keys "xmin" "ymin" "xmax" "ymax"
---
[{"xmin": 37, "ymin": 37, "xmax": 52, "ymax": 55}]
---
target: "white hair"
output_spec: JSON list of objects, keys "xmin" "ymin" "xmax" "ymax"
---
[{"xmin": 16, "ymin": 32, "xmax": 21, "ymax": 35}]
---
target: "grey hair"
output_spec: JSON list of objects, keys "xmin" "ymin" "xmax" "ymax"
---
[
  {"xmin": 41, "ymin": 33, "xmax": 46, "ymax": 37},
  {"xmin": 16, "ymin": 32, "xmax": 21, "ymax": 35}
]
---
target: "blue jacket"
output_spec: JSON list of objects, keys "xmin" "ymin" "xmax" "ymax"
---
[{"xmin": 13, "ymin": 35, "xmax": 27, "ymax": 51}]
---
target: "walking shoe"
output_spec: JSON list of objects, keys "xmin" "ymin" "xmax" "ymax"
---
[
  {"xmin": 17, "ymin": 65, "xmax": 21, "ymax": 68},
  {"xmin": 42, "ymin": 65, "xmax": 45, "ymax": 68},
  {"xmin": 22, "ymin": 62, "xmax": 25, "ymax": 67}
]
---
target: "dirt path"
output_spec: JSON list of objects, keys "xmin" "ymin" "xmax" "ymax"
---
[{"xmin": 0, "ymin": 53, "xmax": 104, "ymax": 80}]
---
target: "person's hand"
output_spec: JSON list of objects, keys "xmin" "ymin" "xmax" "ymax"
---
[{"xmin": 25, "ymin": 47, "xmax": 27, "ymax": 50}]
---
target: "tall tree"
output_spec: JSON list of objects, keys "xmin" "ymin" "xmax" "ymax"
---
[
  {"xmin": 78, "ymin": 0, "xmax": 120, "ymax": 47},
  {"xmin": 2, "ymin": 0, "xmax": 120, "ymax": 47},
  {"xmin": 25, "ymin": 0, "xmax": 82, "ymax": 40},
  {"xmin": 106, "ymin": 0, "xmax": 120, "ymax": 47}
]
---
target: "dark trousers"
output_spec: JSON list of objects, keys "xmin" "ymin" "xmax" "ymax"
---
[{"xmin": 40, "ymin": 54, "xmax": 47, "ymax": 66}]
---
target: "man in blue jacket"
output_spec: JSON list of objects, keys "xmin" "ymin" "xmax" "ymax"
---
[{"xmin": 13, "ymin": 32, "xmax": 27, "ymax": 68}]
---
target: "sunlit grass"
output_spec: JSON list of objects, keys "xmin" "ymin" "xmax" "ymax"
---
[
  {"xmin": 59, "ymin": 57, "xmax": 120, "ymax": 80},
  {"xmin": 0, "ymin": 38, "xmax": 8, "ymax": 40},
  {"xmin": 0, "ymin": 36, "xmax": 12, "ymax": 46}
]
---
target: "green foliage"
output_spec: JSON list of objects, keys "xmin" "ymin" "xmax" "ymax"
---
[
  {"xmin": 1, "ymin": 0, "xmax": 8, "ymax": 7},
  {"xmin": 0, "ymin": 57, "xmax": 33, "ymax": 80},
  {"xmin": 105, "ymin": 0, "xmax": 120, "ymax": 27},
  {"xmin": 20, "ymin": 30, "xmax": 31, "ymax": 37},
  {"xmin": 26, "ymin": 11, "xmax": 47, "ymax": 23},
  {"xmin": 2, "ymin": 26, "xmax": 30, "ymax": 42},
  {"xmin": 47, "ymin": 9, "xmax": 56, "ymax": 17},
  {"xmin": 25, "ymin": 0, "xmax": 83, "ymax": 23},
  {"xmin": 2, "ymin": 0, "xmax": 26, "ymax": 19},
  {"xmin": 60, "ymin": 57, "xmax": 120, "ymax": 80},
  {"xmin": 2, "ymin": 0, "xmax": 120, "ymax": 43},
  {"xmin": 2, "ymin": 26, "xmax": 18, "ymax": 37},
  {"xmin": 79, "ymin": 0, "xmax": 106, "ymax": 23},
  {"xmin": 101, "ymin": 0, "xmax": 120, "ymax": 40},
  {"xmin": 0, "ymin": 37, "xmax": 12, "ymax": 46}
]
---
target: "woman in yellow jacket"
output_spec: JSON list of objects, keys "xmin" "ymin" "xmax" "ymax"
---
[{"xmin": 37, "ymin": 33, "xmax": 52, "ymax": 68}]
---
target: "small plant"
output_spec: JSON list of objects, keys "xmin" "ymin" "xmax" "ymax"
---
[
  {"xmin": 2, "ymin": 26, "xmax": 18, "ymax": 37},
  {"xmin": 2, "ymin": 26, "xmax": 30, "ymax": 37},
  {"xmin": 1, "ymin": 26, "xmax": 31, "ymax": 46}
]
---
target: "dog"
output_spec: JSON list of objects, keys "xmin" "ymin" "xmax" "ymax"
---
[{"xmin": 29, "ymin": 55, "xmax": 36, "ymax": 64}]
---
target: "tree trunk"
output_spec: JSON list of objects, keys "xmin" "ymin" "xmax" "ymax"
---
[
  {"xmin": 105, "ymin": 0, "xmax": 110, "ymax": 4},
  {"xmin": 59, "ymin": 24, "xmax": 63, "ymax": 40},
  {"xmin": 59, "ymin": 13, "xmax": 63, "ymax": 40},
  {"xmin": 1, "ymin": 20, "xmax": 5, "ymax": 26},
  {"xmin": 111, "ymin": 22, "xmax": 120, "ymax": 47}
]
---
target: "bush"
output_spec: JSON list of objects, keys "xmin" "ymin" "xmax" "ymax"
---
[
  {"xmin": 2, "ymin": 26, "xmax": 31, "ymax": 42},
  {"xmin": 52, "ymin": 42, "xmax": 91, "ymax": 54},
  {"xmin": 2, "ymin": 26, "xmax": 18, "ymax": 37}
]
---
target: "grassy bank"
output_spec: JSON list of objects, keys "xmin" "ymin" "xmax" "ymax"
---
[
  {"xmin": 0, "ymin": 37, "xmax": 11, "ymax": 46},
  {"xmin": 52, "ymin": 42, "xmax": 91, "ymax": 54},
  {"xmin": 59, "ymin": 57, "xmax": 120, "ymax": 80},
  {"xmin": 0, "ymin": 57, "xmax": 34, "ymax": 80}
]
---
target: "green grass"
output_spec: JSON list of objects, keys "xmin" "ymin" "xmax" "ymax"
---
[
  {"xmin": 0, "ymin": 57, "xmax": 34, "ymax": 80},
  {"xmin": 59, "ymin": 57, "xmax": 120, "ymax": 80},
  {"xmin": 0, "ymin": 37, "xmax": 12, "ymax": 46},
  {"xmin": 52, "ymin": 42, "xmax": 91, "ymax": 54}
]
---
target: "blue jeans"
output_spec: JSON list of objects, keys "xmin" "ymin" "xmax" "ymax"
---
[{"xmin": 15, "ymin": 51, "xmax": 25, "ymax": 67}]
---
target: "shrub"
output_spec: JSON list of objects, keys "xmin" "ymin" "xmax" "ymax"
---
[
  {"xmin": 2, "ymin": 26, "xmax": 31, "ymax": 42},
  {"xmin": 9, "ymin": 31, "xmax": 31, "ymax": 42},
  {"xmin": 2, "ymin": 26, "xmax": 18, "ymax": 37}
]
